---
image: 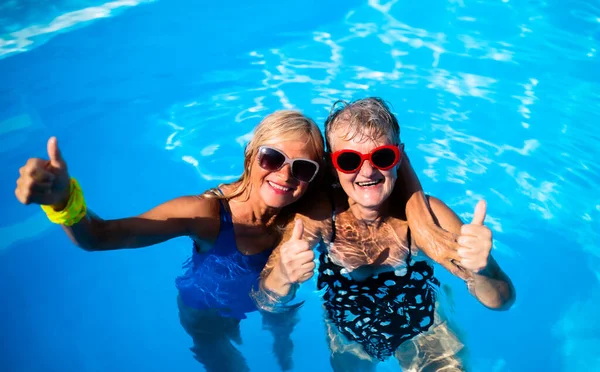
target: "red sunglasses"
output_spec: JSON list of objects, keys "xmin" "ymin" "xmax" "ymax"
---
[{"xmin": 331, "ymin": 144, "xmax": 404, "ymax": 173}]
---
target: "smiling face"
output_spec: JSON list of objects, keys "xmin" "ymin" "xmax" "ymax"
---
[
  {"xmin": 250, "ymin": 136, "xmax": 319, "ymax": 209},
  {"xmin": 330, "ymin": 129, "xmax": 400, "ymax": 211},
  {"xmin": 324, "ymin": 98, "xmax": 402, "ymax": 217},
  {"xmin": 230, "ymin": 110, "xmax": 324, "ymax": 211}
]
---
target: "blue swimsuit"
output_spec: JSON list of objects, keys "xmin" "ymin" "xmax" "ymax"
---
[{"xmin": 175, "ymin": 198, "xmax": 272, "ymax": 319}]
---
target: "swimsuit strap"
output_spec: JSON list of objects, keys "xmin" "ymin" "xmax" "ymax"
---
[
  {"xmin": 330, "ymin": 192, "xmax": 337, "ymax": 243},
  {"xmin": 214, "ymin": 187, "xmax": 233, "ymax": 231},
  {"xmin": 406, "ymin": 227, "xmax": 412, "ymax": 262}
]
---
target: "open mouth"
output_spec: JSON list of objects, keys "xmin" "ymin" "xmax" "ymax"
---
[
  {"xmin": 356, "ymin": 179, "xmax": 383, "ymax": 187},
  {"xmin": 267, "ymin": 181, "xmax": 294, "ymax": 192}
]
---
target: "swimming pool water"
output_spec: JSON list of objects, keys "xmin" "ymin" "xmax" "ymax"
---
[{"xmin": 1, "ymin": 0, "xmax": 599, "ymax": 371}]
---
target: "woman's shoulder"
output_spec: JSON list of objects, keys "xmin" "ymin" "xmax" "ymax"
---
[{"xmin": 173, "ymin": 192, "xmax": 225, "ymax": 242}]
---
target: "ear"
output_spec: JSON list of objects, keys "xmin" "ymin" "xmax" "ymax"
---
[
  {"xmin": 394, "ymin": 158, "xmax": 403, "ymax": 177},
  {"xmin": 394, "ymin": 143, "xmax": 406, "ymax": 175}
]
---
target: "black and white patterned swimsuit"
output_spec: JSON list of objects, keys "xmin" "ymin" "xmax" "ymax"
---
[{"xmin": 317, "ymin": 211, "xmax": 440, "ymax": 361}]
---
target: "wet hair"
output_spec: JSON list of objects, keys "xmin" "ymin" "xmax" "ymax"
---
[
  {"xmin": 324, "ymin": 97, "xmax": 401, "ymax": 152},
  {"xmin": 208, "ymin": 110, "xmax": 325, "ymax": 201}
]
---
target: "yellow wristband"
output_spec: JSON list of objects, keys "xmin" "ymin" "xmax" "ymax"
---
[{"xmin": 41, "ymin": 178, "xmax": 87, "ymax": 226}]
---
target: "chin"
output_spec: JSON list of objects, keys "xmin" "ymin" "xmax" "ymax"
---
[
  {"xmin": 351, "ymin": 189, "xmax": 393, "ymax": 210},
  {"xmin": 260, "ymin": 185, "xmax": 299, "ymax": 209}
]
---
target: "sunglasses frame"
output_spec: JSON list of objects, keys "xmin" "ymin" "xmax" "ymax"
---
[
  {"xmin": 331, "ymin": 144, "xmax": 404, "ymax": 174},
  {"xmin": 257, "ymin": 146, "xmax": 320, "ymax": 183}
]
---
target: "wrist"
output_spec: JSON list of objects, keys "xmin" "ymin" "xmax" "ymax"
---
[
  {"xmin": 265, "ymin": 267, "xmax": 293, "ymax": 297},
  {"xmin": 250, "ymin": 277, "xmax": 302, "ymax": 314},
  {"xmin": 41, "ymin": 178, "xmax": 87, "ymax": 226},
  {"xmin": 52, "ymin": 192, "xmax": 71, "ymax": 211}
]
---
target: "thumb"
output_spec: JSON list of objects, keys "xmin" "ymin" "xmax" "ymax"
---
[
  {"xmin": 471, "ymin": 200, "xmax": 487, "ymax": 226},
  {"xmin": 291, "ymin": 219, "xmax": 304, "ymax": 241},
  {"xmin": 47, "ymin": 137, "xmax": 66, "ymax": 169}
]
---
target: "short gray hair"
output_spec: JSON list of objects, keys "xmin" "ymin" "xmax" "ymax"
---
[{"xmin": 324, "ymin": 97, "xmax": 400, "ymax": 151}]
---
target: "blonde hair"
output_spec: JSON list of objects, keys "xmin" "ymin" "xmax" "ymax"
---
[{"xmin": 207, "ymin": 110, "xmax": 325, "ymax": 201}]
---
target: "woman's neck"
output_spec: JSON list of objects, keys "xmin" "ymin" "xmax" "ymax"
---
[
  {"xmin": 229, "ymin": 185, "xmax": 280, "ymax": 227},
  {"xmin": 347, "ymin": 198, "xmax": 390, "ymax": 225}
]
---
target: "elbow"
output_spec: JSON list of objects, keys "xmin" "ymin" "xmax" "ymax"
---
[
  {"xmin": 485, "ymin": 299, "xmax": 514, "ymax": 312},
  {"xmin": 484, "ymin": 286, "xmax": 516, "ymax": 311},
  {"xmin": 71, "ymin": 238, "xmax": 103, "ymax": 252},
  {"xmin": 79, "ymin": 243, "xmax": 101, "ymax": 252}
]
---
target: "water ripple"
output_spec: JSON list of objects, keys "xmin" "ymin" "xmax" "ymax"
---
[
  {"xmin": 0, "ymin": 0, "xmax": 153, "ymax": 59},
  {"xmin": 159, "ymin": 0, "xmax": 599, "ymax": 246},
  {"xmin": 150, "ymin": 5, "xmax": 599, "ymax": 368},
  {"xmin": 1, "ymin": 0, "xmax": 595, "ymax": 369}
]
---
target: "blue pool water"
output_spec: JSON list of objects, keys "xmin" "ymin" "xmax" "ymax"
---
[{"xmin": 1, "ymin": 0, "xmax": 599, "ymax": 371}]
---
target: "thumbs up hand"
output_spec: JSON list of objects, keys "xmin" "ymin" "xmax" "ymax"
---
[
  {"xmin": 276, "ymin": 219, "xmax": 316, "ymax": 285},
  {"xmin": 15, "ymin": 137, "xmax": 72, "ymax": 209},
  {"xmin": 457, "ymin": 200, "xmax": 493, "ymax": 273}
]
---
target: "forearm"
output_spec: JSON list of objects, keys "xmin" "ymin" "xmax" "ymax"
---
[
  {"xmin": 253, "ymin": 249, "xmax": 304, "ymax": 313},
  {"xmin": 62, "ymin": 210, "xmax": 179, "ymax": 251},
  {"xmin": 54, "ymin": 186, "xmax": 198, "ymax": 251},
  {"xmin": 401, "ymin": 160, "xmax": 465, "ymax": 274},
  {"xmin": 263, "ymin": 268, "xmax": 295, "ymax": 298},
  {"xmin": 62, "ymin": 209, "xmax": 111, "ymax": 251},
  {"xmin": 252, "ymin": 216, "xmax": 325, "ymax": 313},
  {"xmin": 252, "ymin": 269, "xmax": 301, "ymax": 313},
  {"xmin": 468, "ymin": 256, "xmax": 515, "ymax": 310}
]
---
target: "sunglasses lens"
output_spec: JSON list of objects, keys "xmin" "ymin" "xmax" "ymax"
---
[
  {"xmin": 371, "ymin": 148, "xmax": 398, "ymax": 169},
  {"xmin": 258, "ymin": 147, "xmax": 285, "ymax": 171},
  {"xmin": 336, "ymin": 152, "xmax": 363, "ymax": 172},
  {"xmin": 292, "ymin": 161, "xmax": 318, "ymax": 182}
]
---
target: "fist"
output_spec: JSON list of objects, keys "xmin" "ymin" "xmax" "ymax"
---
[
  {"xmin": 457, "ymin": 200, "xmax": 493, "ymax": 273},
  {"xmin": 15, "ymin": 137, "xmax": 71, "ymax": 209},
  {"xmin": 276, "ymin": 219, "xmax": 316, "ymax": 285}
]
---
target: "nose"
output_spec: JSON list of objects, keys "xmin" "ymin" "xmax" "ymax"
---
[
  {"xmin": 358, "ymin": 160, "xmax": 377, "ymax": 178},
  {"xmin": 275, "ymin": 163, "xmax": 294, "ymax": 182}
]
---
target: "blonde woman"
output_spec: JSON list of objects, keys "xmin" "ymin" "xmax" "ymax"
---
[
  {"xmin": 14, "ymin": 111, "xmax": 325, "ymax": 372},
  {"xmin": 15, "ymin": 109, "xmax": 453, "ymax": 371}
]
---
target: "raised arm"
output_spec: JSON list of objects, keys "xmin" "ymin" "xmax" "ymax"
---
[
  {"xmin": 396, "ymin": 153, "xmax": 468, "ymax": 278},
  {"xmin": 60, "ymin": 196, "xmax": 216, "ymax": 251},
  {"xmin": 262, "ymin": 210, "xmax": 327, "ymax": 293},
  {"xmin": 252, "ymin": 195, "xmax": 331, "ymax": 311},
  {"xmin": 427, "ymin": 197, "xmax": 516, "ymax": 310},
  {"xmin": 15, "ymin": 137, "xmax": 218, "ymax": 251}
]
